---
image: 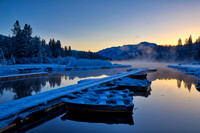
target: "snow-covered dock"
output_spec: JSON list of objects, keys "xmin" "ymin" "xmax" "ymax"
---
[
  {"xmin": 0, "ymin": 68, "xmax": 156, "ymax": 130},
  {"xmin": 0, "ymin": 72, "xmax": 48, "ymax": 81}
]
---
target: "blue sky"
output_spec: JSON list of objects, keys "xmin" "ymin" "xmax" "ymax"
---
[{"xmin": 1, "ymin": 0, "xmax": 200, "ymax": 51}]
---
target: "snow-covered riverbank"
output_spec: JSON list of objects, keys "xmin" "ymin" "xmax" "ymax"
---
[
  {"xmin": 0, "ymin": 59, "xmax": 131, "ymax": 76},
  {"xmin": 168, "ymin": 64, "xmax": 200, "ymax": 78}
]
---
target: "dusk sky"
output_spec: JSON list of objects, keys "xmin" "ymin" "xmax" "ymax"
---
[{"xmin": 1, "ymin": 0, "xmax": 200, "ymax": 52}]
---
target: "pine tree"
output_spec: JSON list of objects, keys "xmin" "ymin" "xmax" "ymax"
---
[
  {"xmin": 68, "ymin": 46, "xmax": 72, "ymax": 56},
  {"xmin": 8, "ymin": 55, "xmax": 16, "ymax": 65},
  {"xmin": 194, "ymin": 37, "xmax": 200, "ymax": 60},
  {"xmin": 61, "ymin": 48, "xmax": 65, "ymax": 57},
  {"xmin": 185, "ymin": 35, "xmax": 193, "ymax": 59},
  {"xmin": 11, "ymin": 20, "xmax": 21, "ymax": 36},
  {"xmin": 176, "ymin": 38, "xmax": 183, "ymax": 60},
  {"xmin": 32, "ymin": 36, "xmax": 41, "ymax": 57},
  {"xmin": 38, "ymin": 49, "xmax": 43, "ymax": 63},
  {"xmin": 64, "ymin": 46, "xmax": 68, "ymax": 56},
  {"xmin": 23, "ymin": 24, "xmax": 32, "ymax": 40},
  {"xmin": 0, "ymin": 48, "xmax": 7, "ymax": 65},
  {"xmin": 41, "ymin": 39, "xmax": 47, "ymax": 58},
  {"xmin": 45, "ymin": 45, "xmax": 52, "ymax": 58},
  {"xmin": 12, "ymin": 21, "xmax": 29, "ymax": 58},
  {"xmin": 55, "ymin": 40, "xmax": 61, "ymax": 57},
  {"xmin": 0, "ymin": 35, "xmax": 12, "ymax": 58},
  {"xmin": 49, "ymin": 39, "xmax": 56, "ymax": 57}
]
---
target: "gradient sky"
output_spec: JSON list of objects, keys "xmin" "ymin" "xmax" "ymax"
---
[{"xmin": 1, "ymin": 0, "xmax": 200, "ymax": 52}]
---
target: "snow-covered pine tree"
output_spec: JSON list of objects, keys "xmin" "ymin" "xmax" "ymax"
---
[
  {"xmin": 12, "ymin": 21, "xmax": 29, "ymax": 58},
  {"xmin": 8, "ymin": 55, "xmax": 16, "ymax": 65},
  {"xmin": 41, "ymin": 39, "xmax": 53, "ymax": 63},
  {"xmin": 55, "ymin": 40, "xmax": 61, "ymax": 57},
  {"xmin": 0, "ymin": 48, "xmax": 7, "ymax": 65},
  {"xmin": 23, "ymin": 24, "xmax": 32, "ymax": 58},
  {"xmin": 32, "ymin": 36, "xmax": 41, "ymax": 58},
  {"xmin": 38, "ymin": 49, "xmax": 43, "ymax": 63},
  {"xmin": 50, "ymin": 39, "xmax": 56, "ymax": 57},
  {"xmin": 45, "ymin": 45, "xmax": 53, "ymax": 58},
  {"xmin": 0, "ymin": 35, "xmax": 12, "ymax": 58},
  {"xmin": 41, "ymin": 39, "xmax": 47, "ymax": 58}
]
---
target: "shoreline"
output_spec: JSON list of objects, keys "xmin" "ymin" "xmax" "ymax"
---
[
  {"xmin": 168, "ymin": 64, "xmax": 200, "ymax": 79},
  {"xmin": 0, "ymin": 64, "xmax": 131, "ymax": 77}
]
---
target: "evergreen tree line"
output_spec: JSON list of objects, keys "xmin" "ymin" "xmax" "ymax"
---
[
  {"xmin": 0, "ymin": 20, "xmax": 106, "ymax": 64},
  {"xmin": 175, "ymin": 35, "xmax": 200, "ymax": 61},
  {"xmin": 156, "ymin": 35, "xmax": 200, "ymax": 62}
]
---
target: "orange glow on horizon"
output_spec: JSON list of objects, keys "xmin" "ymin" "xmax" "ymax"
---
[{"xmin": 65, "ymin": 33, "xmax": 200, "ymax": 52}]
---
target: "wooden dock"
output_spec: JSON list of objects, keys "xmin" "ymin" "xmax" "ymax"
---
[
  {"xmin": 0, "ymin": 72, "xmax": 48, "ymax": 81},
  {"xmin": 0, "ymin": 68, "xmax": 156, "ymax": 131}
]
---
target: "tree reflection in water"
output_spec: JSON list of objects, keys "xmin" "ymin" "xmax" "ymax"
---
[
  {"xmin": 0, "ymin": 77, "xmax": 47, "ymax": 100},
  {"xmin": 0, "ymin": 66, "xmax": 198, "ymax": 103},
  {"xmin": 0, "ymin": 68, "xmax": 122, "ymax": 102},
  {"xmin": 146, "ymin": 66, "xmax": 198, "ymax": 92}
]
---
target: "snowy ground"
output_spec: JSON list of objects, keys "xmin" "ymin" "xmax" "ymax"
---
[
  {"xmin": 0, "ymin": 62, "xmax": 130, "ymax": 76},
  {"xmin": 168, "ymin": 64, "xmax": 200, "ymax": 78}
]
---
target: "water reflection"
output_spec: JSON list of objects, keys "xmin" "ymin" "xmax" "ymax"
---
[
  {"xmin": 0, "ymin": 68, "xmax": 127, "ymax": 104},
  {"xmin": 21, "ymin": 63, "xmax": 200, "ymax": 133},
  {"xmin": 61, "ymin": 110, "xmax": 134, "ymax": 125},
  {"xmin": 6, "ymin": 105, "xmax": 68, "ymax": 133},
  {"xmin": 4, "ymin": 62, "xmax": 200, "ymax": 133},
  {"xmin": 112, "ymin": 61, "xmax": 198, "ymax": 92},
  {"xmin": 0, "ymin": 75, "xmax": 61, "ymax": 101},
  {"xmin": 196, "ymin": 87, "xmax": 200, "ymax": 92},
  {"xmin": 0, "ymin": 65, "xmax": 198, "ymax": 104},
  {"xmin": 0, "ymin": 77, "xmax": 46, "ymax": 100},
  {"xmin": 133, "ymin": 88, "xmax": 151, "ymax": 98},
  {"xmin": 147, "ymin": 67, "xmax": 197, "ymax": 92}
]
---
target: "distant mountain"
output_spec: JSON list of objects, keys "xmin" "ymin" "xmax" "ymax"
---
[{"xmin": 97, "ymin": 42, "xmax": 158, "ymax": 60}]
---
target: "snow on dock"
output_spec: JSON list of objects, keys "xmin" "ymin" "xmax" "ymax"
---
[
  {"xmin": 0, "ymin": 68, "xmax": 156, "ymax": 130},
  {"xmin": 0, "ymin": 72, "xmax": 48, "ymax": 81}
]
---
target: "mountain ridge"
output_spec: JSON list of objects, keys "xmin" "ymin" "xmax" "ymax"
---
[{"xmin": 97, "ymin": 41, "xmax": 158, "ymax": 60}]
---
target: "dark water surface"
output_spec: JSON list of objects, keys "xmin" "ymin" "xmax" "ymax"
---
[{"xmin": 2, "ymin": 62, "xmax": 200, "ymax": 132}]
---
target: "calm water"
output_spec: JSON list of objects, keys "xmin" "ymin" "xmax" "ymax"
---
[
  {"xmin": 2, "ymin": 62, "xmax": 200, "ymax": 132},
  {"xmin": 0, "ymin": 68, "xmax": 128, "ymax": 104}
]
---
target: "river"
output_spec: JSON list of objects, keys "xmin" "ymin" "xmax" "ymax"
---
[{"xmin": 1, "ymin": 62, "xmax": 200, "ymax": 132}]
